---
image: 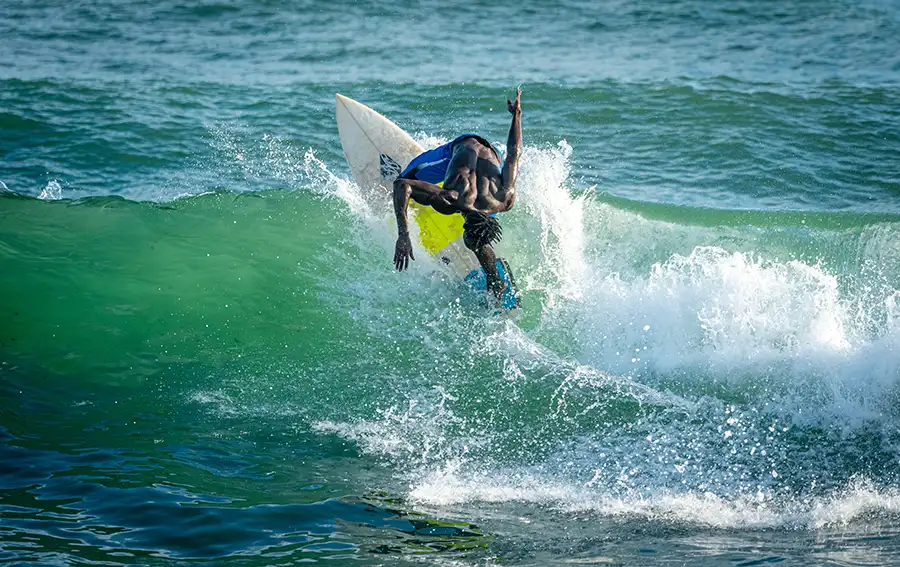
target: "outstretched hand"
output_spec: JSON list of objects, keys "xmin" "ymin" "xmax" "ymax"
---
[
  {"xmin": 394, "ymin": 233, "xmax": 415, "ymax": 271},
  {"xmin": 507, "ymin": 88, "xmax": 522, "ymax": 114}
]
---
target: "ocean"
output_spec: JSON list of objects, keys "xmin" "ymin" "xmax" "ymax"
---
[{"xmin": 2, "ymin": 0, "xmax": 900, "ymax": 565}]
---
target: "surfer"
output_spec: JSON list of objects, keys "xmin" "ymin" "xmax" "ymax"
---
[{"xmin": 392, "ymin": 89, "xmax": 522, "ymax": 300}]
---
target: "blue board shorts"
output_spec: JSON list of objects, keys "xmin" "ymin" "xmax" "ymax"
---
[{"xmin": 401, "ymin": 134, "xmax": 503, "ymax": 184}]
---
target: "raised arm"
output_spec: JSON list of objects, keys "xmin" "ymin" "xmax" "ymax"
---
[{"xmin": 501, "ymin": 88, "xmax": 522, "ymax": 203}]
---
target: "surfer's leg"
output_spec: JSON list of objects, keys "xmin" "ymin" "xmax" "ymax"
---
[
  {"xmin": 462, "ymin": 212, "xmax": 505, "ymax": 299},
  {"xmin": 393, "ymin": 178, "xmax": 457, "ymax": 215},
  {"xmin": 470, "ymin": 243, "xmax": 505, "ymax": 299}
]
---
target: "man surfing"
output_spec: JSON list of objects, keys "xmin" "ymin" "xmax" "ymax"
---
[{"xmin": 392, "ymin": 89, "xmax": 522, "ymax": 302}]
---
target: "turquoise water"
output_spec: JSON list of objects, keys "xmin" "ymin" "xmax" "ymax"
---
[{"xmin": 3, "ymin": 1, "xmax": 900, "ymax": 565}]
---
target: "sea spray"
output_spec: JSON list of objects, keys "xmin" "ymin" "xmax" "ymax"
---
[{"xmin": 304, "ymin": 140, "xmax": 900, "ymax": 534}]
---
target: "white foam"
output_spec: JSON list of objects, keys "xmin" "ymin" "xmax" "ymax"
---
[
  {"xmin": 514, "ymin": 140, "xmax": 589, "ymax": 304},
  {"xmin": 809, "ymin": 480, "xmax": 900, "ymax": 528},
  {"xmin": 38, "ymin": 179, "xmax": 63, "ymax": 200},
  {"xmin": 531, "ymin": 220, "xmax": 900, "ymax": 429},
  {"xmin": 575, "ymin": 245, "xmax": 851, "ymax": 369},
  {"xmin": 409, "ymin": 468, "xmax": 900, "ymax": 530}
]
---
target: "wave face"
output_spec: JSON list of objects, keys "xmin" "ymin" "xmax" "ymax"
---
[
  {"xmin": 3, "ymin": 137, "xmax": 900, "ymax": 564},
  {"xmin": 2, "ymin": 0, "xmax": 900, "ymax": 564}
]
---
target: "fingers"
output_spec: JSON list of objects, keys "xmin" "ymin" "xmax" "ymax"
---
[
  {"xmin": 394, "ymin": 246, "xmax": 404, "ymax": 271},
  {"xmin": 507, "ymin": 88, "xmax": 522, "ymax": 113},
  {"xmin": 393, "ymin": 246, "xmax": 414, "ymax": 271}
]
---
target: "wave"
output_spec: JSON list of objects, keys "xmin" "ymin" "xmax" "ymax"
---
[
  {"xmin": 296, "ymin": 139, "xmax": 900, "ymax": 530},
  {"xmin": 4, "ymin": 134, "xmax": 900, "ymax": 532}
]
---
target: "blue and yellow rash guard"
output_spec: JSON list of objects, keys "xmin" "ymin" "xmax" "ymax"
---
[{"xmin": 401, "ymin": 134, "xmax": 503, "ymax": 185}]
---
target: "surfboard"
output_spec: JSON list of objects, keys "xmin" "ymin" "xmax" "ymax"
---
[{"xmin": 335, "ymin": 94, "xmax": 519, "ymax": 312}]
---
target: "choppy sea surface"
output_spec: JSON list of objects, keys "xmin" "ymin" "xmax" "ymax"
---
[{"xmin": 3, "ymin": 1, "xmax": 900, "ymax": 565}]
